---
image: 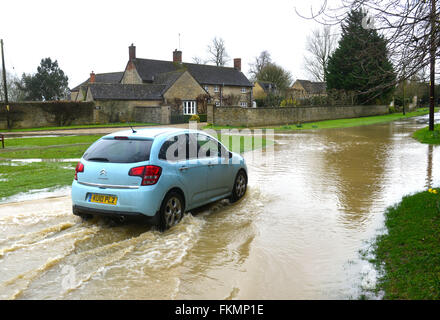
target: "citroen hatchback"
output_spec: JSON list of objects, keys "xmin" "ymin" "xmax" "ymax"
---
[{"xmin": 71, "ymin": 128, "xmax": 247, "ymax": 230}]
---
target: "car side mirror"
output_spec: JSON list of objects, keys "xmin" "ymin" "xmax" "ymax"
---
[{"xmin": 229, "ymin": 151, "xmax": 233, "ymax": 159}]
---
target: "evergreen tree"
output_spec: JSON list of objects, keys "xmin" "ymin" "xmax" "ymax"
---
[
  {"xmin": 326, "ymin": 9, "xmax": 396, "ymax": 104},
  {"xmin": 20, "ymin": 58, "xmax": 69, "ymax": 101}
]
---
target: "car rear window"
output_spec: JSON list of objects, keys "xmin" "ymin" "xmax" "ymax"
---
[{"xmin": 83, "ymin": 138, "xmax": 153, "ymax": 163}]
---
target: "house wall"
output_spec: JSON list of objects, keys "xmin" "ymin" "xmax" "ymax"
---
[
  {"xmin": 163, "ymin": 72, "xmax": 206, "ymax": 102},
  {"xmin": 70, "ymin": 91, "xmax": 79, "ymax": 101},
  {"xmin": 204, "ymin": 85, "xmax": 251, "ymax": 106},
  {"xmin": 209, "ymin": 105, "xmax": 389, "ymax": 127},
  {"xmin": 252, "ymin": 83, "xmax": 266, "ymax": 99}
]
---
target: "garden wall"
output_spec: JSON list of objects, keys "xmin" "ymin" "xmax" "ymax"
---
[
  {"xmin": 0, "ymin": 102, "xmax": 95, "ymax": 129},
  {"xmin": 208, "ymin": 105, "xmax": 389, "ymax": 127}
]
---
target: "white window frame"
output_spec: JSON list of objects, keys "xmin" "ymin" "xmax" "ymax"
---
[
  {"xmin": 240, "ymin": 101, "xmax": 248, "ymax": 107},
  {"xmin": 215, "ymin": 101, "xmax": 220, "ymax": 107},
  {"xmin": 214, "ymin": 86, "xmax": 219, "ymax": 93},
  {"xmin": 241, "ymin": 87, "xmax": 247, "ymax": 93},
  {"xmin": 204, "ymin": 85, "xmax": 209, "ymax": 92},
  {"xmin": 183, "ymin": 100, "xmax": 197, "ymax": 115}
]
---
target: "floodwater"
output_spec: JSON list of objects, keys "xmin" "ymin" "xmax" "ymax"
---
[{"xmin": 0, "ymin": 114, "xmax": 439, "ymax": 300}]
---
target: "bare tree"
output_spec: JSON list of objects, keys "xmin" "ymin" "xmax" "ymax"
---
[
  {"xmin": 248, "ymin": 50, "xmax": 272, "ymax": 81},
  {"xmin": 192, "ymin": 56, "xmax": 204, "ymax": 64},
  {"xmin": 295, "ymin": 0, "xmax": 439, "ymax": 130},
  {"xmin": 207, "ymin": 37, "xmax": 230, "ymax": 67},
  {"xmin": 303, "ymin": 25, "xmax": 339, "ymax": 82}
]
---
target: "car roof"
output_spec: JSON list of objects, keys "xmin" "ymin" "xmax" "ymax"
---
[{"xmin": 103, "ymin": 127, "xmax": 200, "ymax": 140}]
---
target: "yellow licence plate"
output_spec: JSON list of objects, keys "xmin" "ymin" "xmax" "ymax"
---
[{"xmin": 89, "ymin": 194, "xmax": 118, "ymax": 205}]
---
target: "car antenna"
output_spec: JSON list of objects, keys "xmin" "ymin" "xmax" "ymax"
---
[{"xmin": 129, "ymin": 123, "xmax": 137, "ymax": 133}]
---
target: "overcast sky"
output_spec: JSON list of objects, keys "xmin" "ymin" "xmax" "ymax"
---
[{"xmin": 0, "ymin": 0, "xmax": 336, "ymax": 88}]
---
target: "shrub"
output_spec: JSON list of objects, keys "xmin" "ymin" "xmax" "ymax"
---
[{"xmin": 189, "ymin": 114, "xmax": 200, "ymax": 122}]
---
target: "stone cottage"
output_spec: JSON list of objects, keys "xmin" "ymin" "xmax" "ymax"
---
[{"xmin": 70, "ymin": 44, "xmax": 253, "ymax": 119}]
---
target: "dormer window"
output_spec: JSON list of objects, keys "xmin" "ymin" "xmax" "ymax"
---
[{"xmin": 214, "ymin": 86, "xmax": 219, "ymax": 93}]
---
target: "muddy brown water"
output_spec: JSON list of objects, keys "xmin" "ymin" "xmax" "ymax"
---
[{"xmin": 0, "ymin": 114, "xmax": 439, "ymax": 299}]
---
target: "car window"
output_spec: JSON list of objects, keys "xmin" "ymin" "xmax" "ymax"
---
[
  {"xmin": 158, "ymin": 134, "xmax": 188, "ymax": 162},
  {"xmin": 83, "ymin": 138, "xmax": 153, "ymax": 163},
  {"xmin": 197, "ymin": 134, "xmax": 220, "ymax": 159}
]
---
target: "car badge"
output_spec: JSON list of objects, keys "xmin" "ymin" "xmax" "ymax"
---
[{"xmin": 100, "ymin": 169, "xmax": 107, "ymax": 176}]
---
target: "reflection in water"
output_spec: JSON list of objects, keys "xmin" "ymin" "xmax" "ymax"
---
[{"xmin": 0, "ymin": 113, "xmax": 439, "ymax": 299}]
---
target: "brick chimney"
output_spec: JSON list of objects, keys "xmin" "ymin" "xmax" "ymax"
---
[
  {"xmin": 129, "ymin": 43, "xmax": 136, "ymax": 60},
  {"xmin": 234, "ymin": 58, "xmax": 241, "ymax": 71},
  {"xmin": 90, "ymin": 71, "xmax": 96, "ymax": 83},
  {"xmin": 173, "ymin": 49, "xmax": 182, "ymax": 63}
]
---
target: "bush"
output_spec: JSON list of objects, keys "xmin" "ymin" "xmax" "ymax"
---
[
  {"xmin": 198, "ymin": 114, "xmax": 207, "ymax": 122},
  {"xmin": 189, "ymin": 114, "xmax": 200, "ymax": 122}
]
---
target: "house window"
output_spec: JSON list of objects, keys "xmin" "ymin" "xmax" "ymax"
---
[
  {"xmin": 214, "ymin": 86, "xmax": 219, "ymax": 93},
  {"xmin": 215, "ymin": 101, "xmax": 220, "ymax": 107},
  {"xmin": 240, "ymin": 102, "xmax": 248, "ymax": 107},
  {"xmin": 183, "ymin": 101, "xmax": 197, "ymax": 115},
  {"xmin": 204, "ymin": 85, "xmax": 209, "ymax": 92},
  {"xmin": 241, "ymin": 87, "xmax": 247, "ymax": 93}
]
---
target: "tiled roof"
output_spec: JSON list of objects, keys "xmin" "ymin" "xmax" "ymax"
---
[
  {"xmin": 70, "ymin": 71, "xmax": 124, "ymax": 91},
  {"xmin": 294, "ymin": 80, "xmax": 327, "ymax": 94},
  {"xmin": 132, "ymin": 58, "xmax": 252, "ymax": 87},
  {"xmin": 88, "ymin": 83, "xmax": 166, "ymax": 101},
  {"xmin": 257, "ymin": 81, "xmax": 277, "ymax": 93}
]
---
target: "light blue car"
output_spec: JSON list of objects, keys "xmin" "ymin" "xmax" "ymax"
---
[{"xmin": 71, "ymin": 128, "xmax": 247, "ymax": 230}]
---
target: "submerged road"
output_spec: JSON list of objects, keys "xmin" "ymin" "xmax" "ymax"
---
[{"xmin": 0, "ymin": 114, "xmax": 439, "ymax": 299}]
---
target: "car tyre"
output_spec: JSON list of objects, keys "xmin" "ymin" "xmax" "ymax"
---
[
  {"xmin": 158, "ymin": 191, "xmax": 184, "ymax": 231},
  {"xmin": 229, "ymin": 170, "xmax": 247, "ymax": 203}
]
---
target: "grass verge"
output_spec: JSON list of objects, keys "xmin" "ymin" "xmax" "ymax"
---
[
  {"xmin": 413, "ymin": 124, "xmax": 440, "ymax": 145},
  {"xmin": 204, "ymin": 108, "xmax": 438, "ymax": 131},
  {"xmin": 370, "ymin": 188, "xmax": 440, "ymax": 299},
  {"xmin": 0, "ymin": 161, "xmax": 77, "ymax": 200}
]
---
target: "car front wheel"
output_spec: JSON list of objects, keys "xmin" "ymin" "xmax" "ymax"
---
[{"xmin": 229, "ymin": 170, "xmax": 247, "ymax": 203}]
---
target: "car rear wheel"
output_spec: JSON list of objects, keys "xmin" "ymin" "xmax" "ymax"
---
[
  {"xmin": 158, "ymin": 192, "xmax": 184, "ymax": 231},
  {"xmin": 229, "ymin": 170, "xmax": 247, "ymax": 203}
]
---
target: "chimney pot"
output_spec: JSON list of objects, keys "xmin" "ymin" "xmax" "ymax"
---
[
  {"xmin": 90, "ymin": 71, "xmax": 96, "ymax": 83},
  {"xmin": 129, "ymin": 44, "xmax": 136, "ymax": 60},
  {"xmin": 173, "ymin": 49, "xmax": 182, "ymax": 63},
  {"xmin": 234, "ymin": 58, "xmax": 241, "ymax": 71}
]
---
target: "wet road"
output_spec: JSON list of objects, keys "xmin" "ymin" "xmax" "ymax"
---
[{"xmin": 0, "ymin": 114, "xmax": 439, "ymax": 299}]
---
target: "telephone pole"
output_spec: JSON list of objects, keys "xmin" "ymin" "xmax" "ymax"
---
[
  {"xmin": 1, "ymin": 39, "xmax": 10, "ymax": 129},
  {"xmin": 429, "ymin": 0, "xmax": 436, "ymax": 131}
]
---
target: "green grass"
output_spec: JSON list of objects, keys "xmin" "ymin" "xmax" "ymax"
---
[
  {"xmin": 413, "ymin": 124, "xmax": 440, "ymax": 145},
  {"xmin": 0, "ymin": 132, "xmax": 270, "ymax": 200},
  {"xmin": 0, "ymin": 161, "xmax": 77, "ymax": 200},
  {"xmin": 203, "ymin": 108, "xmax": 438, "ymax": 131},
  {"xmin": 6, "ymin": 122, "xmax": 157, "ymax": 132},
  {"xmin": 370, "ymin": 188, "xmax": 440, "ymax": 299},
  {"xmin": 2, "ymin": 135, "xmax": 103, "ymax": 148}
]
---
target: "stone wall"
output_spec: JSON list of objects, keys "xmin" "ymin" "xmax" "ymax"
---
[
  {"xmin": 209, "ymin": 105, "xmax": 389, "ymax": 127},
  {"xmin": 0, "ymin": 102, "xmax": 95, "ymax": 129}
]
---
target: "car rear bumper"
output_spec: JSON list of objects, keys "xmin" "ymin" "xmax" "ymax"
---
[
  {"xmin": 72, "ymin": 204, "xmax": 158, "ymax": 223},
  {"xmin": 71, "ymin": 180, "xmax": 164, "ymax": 217}
]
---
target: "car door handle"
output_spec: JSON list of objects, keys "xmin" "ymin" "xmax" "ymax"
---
[{"xmin": 179, "ymin": 166, "xmax": 189, "ymax": 171}]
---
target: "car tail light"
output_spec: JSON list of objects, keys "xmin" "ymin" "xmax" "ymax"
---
[
  {"xmin": 129, "ymin": 165, "xmax": 162, "ymax": 185},
  {"xmin": 75, "ymin": 162, "xmax": 84, "ymax": 180}
]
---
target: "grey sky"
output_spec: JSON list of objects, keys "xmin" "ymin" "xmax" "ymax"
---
[{"xmin": 0, "ymin": 0, "xmax": 331, "ymax": 88}]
